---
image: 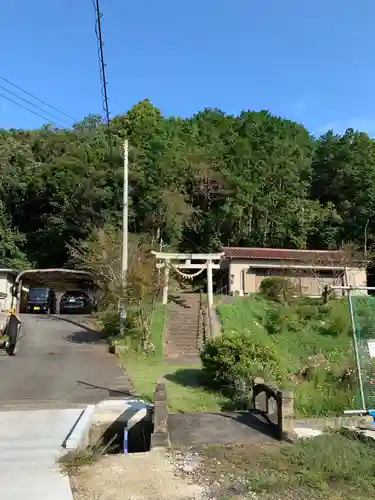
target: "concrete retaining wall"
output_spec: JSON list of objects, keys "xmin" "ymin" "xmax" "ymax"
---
[{"xmin": 150, "ymin": 378, "xmax": 169, "ymax": 450}]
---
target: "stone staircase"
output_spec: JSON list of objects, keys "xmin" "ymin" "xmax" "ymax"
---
[{"xmin": 164, "ymin": 293, "xmax": 206, "ymax": 363}]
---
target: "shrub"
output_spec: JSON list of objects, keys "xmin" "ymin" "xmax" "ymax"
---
[
  {"xmin": 201, "ymin": 330, "xmax": 285, "ymax": 391},
  {"xmin": 98, "ymin": 309, "xmax": 120, "ymax": 337},
  {"xmin": 98, "ymin": 307, "xmax": 144, "ymax": 349},
  {"xmin": 319, "ymin": 299, "xmax": 350, "ymax": 337},
  {"xmin": 259, "ymin": 277, "xmax": 298, "ymax": 304},
  {"xmin": 263, "ymin": 303, "xmax": 301, "ymax": 335}
]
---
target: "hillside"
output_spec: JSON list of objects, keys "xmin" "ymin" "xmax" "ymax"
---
[
  {"xmin": 216, "ymin": 296, "xmax": 357, "ymax": 417},
  {"xmin": 0, "ymin": 100, "xmax": 374, "ymax": 269}
]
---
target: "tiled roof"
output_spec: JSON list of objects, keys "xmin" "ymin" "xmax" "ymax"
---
[{"xmin": 222, "ymin": 247, "xmax": 349, "ymax": 263}]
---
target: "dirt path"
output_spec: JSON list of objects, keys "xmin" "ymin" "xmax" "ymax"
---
[{"xmin": 70, "ymin": 452, "xmax": 207, "ymax": 500}]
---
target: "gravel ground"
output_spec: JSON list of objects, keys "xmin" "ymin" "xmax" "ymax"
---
[
  {"xmin": 70, "ymin": 452, "xmax": 209, "ymax": 500},
  {"xmin": 70, "ymin": 449, "xmax": 310, "ymax": 500}
]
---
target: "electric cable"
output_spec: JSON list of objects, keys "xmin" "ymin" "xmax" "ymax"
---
[
  {"xmin": 0, "ymin": 75, "xmax": 77, "ymax": 123},
  {"xmin": 0, "ymin": 84, "xmax": 72, "ymax": 126},
  {"xmin": 0, "ymin": 92, "xmax": 65, "ymax": 128}
]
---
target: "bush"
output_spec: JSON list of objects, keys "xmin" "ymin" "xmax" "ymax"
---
[
  {"xmin": 201, "ymin": 331, "xmax": 285, "ymax": 391},
  {"xmin": 98, "ymin": 307, "xmax": 143, "ymax": 349},
  {"xmin": 98, "ymin": 309, "xmax": 120, "ymax": 337},
  {"xmin": 263, "ymin": 303, "xmax": 301, "ymax": 335},
  {"xmin": 259, "ymin": 277, "xmax": 298, "ymax": 303},
  {"xmin": 319, "ymin": 299, "xmax": 350, "ymax": 337}
]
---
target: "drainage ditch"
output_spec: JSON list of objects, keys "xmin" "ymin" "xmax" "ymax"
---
[
  {"xmin": 98, "ymin": 418, "xmax": 154, "ymax": 454},
  {"xmin": 88, "ymin": 400, "xmax": 155, "ymax": 455}
]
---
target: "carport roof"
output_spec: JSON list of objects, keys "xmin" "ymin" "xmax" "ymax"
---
[{"xmin": 16, "ymin": 268, "xmax": 94, "ymax": 286}]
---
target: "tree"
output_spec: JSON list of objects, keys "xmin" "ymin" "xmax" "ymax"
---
[
  {"xmin": 68, "ymin": 224, "xmax": 161, "ymax": 350},
  {"xmin": 312, "ymin": 129, "xmax": 375, "ymax": 252},
  {"xmin": 2, "ymin": 99, "xmax": 375, "ymax": 277},
  {"xmin": 0, "ymin": 200, "xmax": 29, "ymax": 269}
]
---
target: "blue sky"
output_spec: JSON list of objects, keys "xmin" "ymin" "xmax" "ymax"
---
[{"xmin": 1, "ymin": 0, "xmax": 375, "ymax": 136}]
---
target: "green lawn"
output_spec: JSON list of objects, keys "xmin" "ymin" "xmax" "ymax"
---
[{"xmin": 122, "ymin": 355, "xmax": 227, "ymax": 412}]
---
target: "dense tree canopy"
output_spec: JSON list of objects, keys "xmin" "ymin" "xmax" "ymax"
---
[{"xmin": 0, "ymin": 99, "xmax": 373, "ymax": 269}]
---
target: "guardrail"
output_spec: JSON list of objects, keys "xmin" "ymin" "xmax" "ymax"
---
[{"xmin": 1, "ymin": 310, "xmax": 21, "ymax": 356}]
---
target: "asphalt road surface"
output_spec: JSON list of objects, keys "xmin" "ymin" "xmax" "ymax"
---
[{"xmin": 0, "ymin": 314, "xmax": 131, "ymax": 410}]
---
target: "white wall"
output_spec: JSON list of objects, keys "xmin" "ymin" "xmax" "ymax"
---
[
  {"xmin": 0, "ymin": 273, "xmax": 15, "ymax": 311},
  {"xmin": 227, "ymin": 259, "xmax": 368, "ymax": 296},
  {"xmin": 0, "ymin": 275, "xmax": 7, "ymax": 311}
]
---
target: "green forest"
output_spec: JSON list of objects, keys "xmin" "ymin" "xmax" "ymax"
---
[{"xmin": 0, "ymin": 98, "xmax": 373, "ymax": 270}]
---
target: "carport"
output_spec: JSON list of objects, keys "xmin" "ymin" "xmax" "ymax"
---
[{"xmin": 13, "ymin": 269, "xmax": 95, "ymax": 314}]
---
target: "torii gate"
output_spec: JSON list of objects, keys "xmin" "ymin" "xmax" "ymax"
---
[{"xmin": 151, "ymin": 252, "xmax": 224, "ymax": 306}]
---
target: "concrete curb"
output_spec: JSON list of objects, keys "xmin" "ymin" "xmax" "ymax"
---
[
  {"xmin": 291, "ymin": 415, "xmax": 373, "ymax": 430},
  {"xmin": 64, "ymin": 404, "xmax": 95, "ymax": 450}
]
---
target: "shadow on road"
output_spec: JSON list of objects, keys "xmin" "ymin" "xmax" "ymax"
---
[
  {"xmin": 46, "ymin": 315, "xmax": 108, "ymax": 344},
  {"xmin": 165, "ymin": 368, "xmax": 283, "ymax": 441},
  {"xmin": 77, "ymin": 380, "xmax": 133, "ymax": 398},
  {"xmin": 211, "ymin": 411, "xmax": 281, "ymax": 440}
]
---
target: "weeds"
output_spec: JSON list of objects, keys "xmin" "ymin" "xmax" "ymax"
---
[
  {"xmin": 57, "ymin": 437, "xmax": 116, "ymax": 476},
  {"xmin": 200, "ymin": 431, "xmax": 375, "ymax": 499},
  {"xmin": 215, "ymin": 295, "xmax": 359, "ymax": 417}
]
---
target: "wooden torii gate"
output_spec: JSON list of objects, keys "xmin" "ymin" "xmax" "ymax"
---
[{"xmin": 151, "ymin": 252, "xmax": 224, "ymax": 306}]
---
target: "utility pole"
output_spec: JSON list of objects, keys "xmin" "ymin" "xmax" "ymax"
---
[
  {"xmin": 121, "ymin": 139, "xmax": 128, "ymax": 285},
  {"xmin": 119, "ymin": 139, "xmax": 128, "ymax": 330}
]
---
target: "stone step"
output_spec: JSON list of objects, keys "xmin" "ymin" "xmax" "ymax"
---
[
  {"xmin": 167, "ymin": 332, "xmax": 199, "ymax": 337},
  {"xmin": 166, "ymin": 342, "xmax": 199, "ymax": 348},
  {"xmin": 165, "ymin": 293, "xmax": 205, "ymax": 360},
  {"xmin": 166, "ymin": 345, "xmax": 199, "ymax": 350},
  {"xmin": 168, "ymin": 352, "xmax": 200, "ymax": 355}
]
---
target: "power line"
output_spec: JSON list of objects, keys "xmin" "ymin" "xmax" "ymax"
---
[
  {"xmin": 0, "ymin": 92, "xmax": 65, "ymax": 128},
  {"xmin": 92, "ymin": 0, "xmax": 111, "ymax": 126},
  {"xmin": 0, "ymin": 75, "xmax": 77, "ymax": 123},
  {"xmin": 0, "ymin": 84, "xmax": 72, "ymax": 127}
]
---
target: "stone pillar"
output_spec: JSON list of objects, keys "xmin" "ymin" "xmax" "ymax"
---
[
  {"xmin": 279, "ymin": 389, "xmax": 295, "ymax": 433},
  {"xmin": 151, "ymin": 378, "xmax": 169, "ymax": 451},
  {"xmin": 162, "ymin": 261, "xmax": 169, "ymax": 305},
  {"xmin": 207, "ymin": 259, "xmax": 213, "ymax": 307}
]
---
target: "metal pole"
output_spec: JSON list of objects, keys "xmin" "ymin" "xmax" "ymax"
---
[
  {"xmin": 119, "ymin": 139, "xmax": 128, "ymax": 330},
  {"xmin": 344, "ymin": 270, "xmax": 366, "ymax": 411}
]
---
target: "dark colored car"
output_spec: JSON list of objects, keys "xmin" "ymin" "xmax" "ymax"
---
[
  {"xmin": 59, "ymin": 291, "xmax": 92, "ymax": 314},
  {"xmin": 27, "ymin": 288, "xmax": 56, "ymax": 314}
]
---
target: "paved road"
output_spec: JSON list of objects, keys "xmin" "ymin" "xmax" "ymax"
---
[
  {"xmin": 0, "ymin": 408, "xmax": 83, "ymax": 500},
  {"xmin": 0, "ymin": 314, "xmax": 132, "ymax": 410}
]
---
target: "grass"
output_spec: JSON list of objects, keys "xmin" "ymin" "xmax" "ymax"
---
[
  {"xmin": 122, "ymin": 355, "xmax": 227, "ymax": 412},
  {"xmin": 119, "ymin": 303, "xmax": 228, "ymax": 413},
  {"xmin": 58, "ymin": 443, "xmax": 107, "ymax": 476},
  {"xmin": 200, "ymin": 431, "xmax": 375, "ymax": 500},
  {"xmin": 216, "ymin": 295, "xmax": 359, "ymax": 417},
  {"xmin": 149, "ymin": 303, "xmax": 166, "ymax": 357}
]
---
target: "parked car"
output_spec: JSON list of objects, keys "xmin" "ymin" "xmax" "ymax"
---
[
  {"xmin": 27, "ymin": 287, "xmax": 56, "ymax": 314},
  {"xmin": 59, "ymin": 291, "xmax": 92, "ymax": 314}
]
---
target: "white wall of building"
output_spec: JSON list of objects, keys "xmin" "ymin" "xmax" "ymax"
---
[
  {"xmin": 227, "ymin": 259, "xmax": 367, "ymax": 297},
  {"xmin": 0, "ymin": 272, "xmax": 15, "ymax": 311}
]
